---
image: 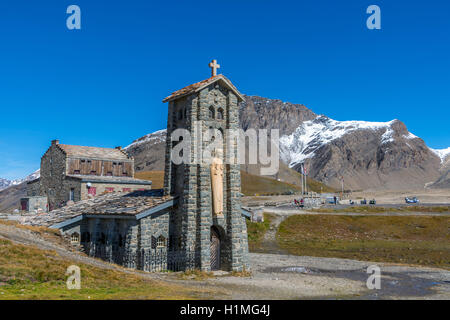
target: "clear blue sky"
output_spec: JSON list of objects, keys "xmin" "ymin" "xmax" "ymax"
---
[{"xmin": 0, "ymin": 0, "xmax": 449, "ymax": 180}]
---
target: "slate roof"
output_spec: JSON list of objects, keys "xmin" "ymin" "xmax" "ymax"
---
[
  {"xmin": 58, "ymin": 144, "xmax": 131, "ymax": 160},
  {"xmin": 22, "ymin": 190, "xmax": 173, "ymax": 227},
  {"xmin": 65, "ymin": 175, "xmax": 152, "ymax": 185},
  {"xmin": 162, "ymin": 74, "xmax": 245, "ymax": 103}
]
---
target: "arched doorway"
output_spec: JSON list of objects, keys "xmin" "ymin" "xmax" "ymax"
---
[{"xmin": 210, "ymin": 226, "xmax": 221, "ymax": 270}]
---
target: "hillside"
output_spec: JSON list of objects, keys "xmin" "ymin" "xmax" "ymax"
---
[
  {"xmin": 135, "ymin": 171, "xmax": 165, "ymax": 189},
  {"xmin": 0, "ymin": 221, "xmax": 214, "ymax": 299},
  {"xmin": 0, "ymin": 183, "xmax": 27, "ymax": 213},
  {"xmin": 135, "ymin": 170, "xmax": 333, "ymax": 196},
  {"xmin": 429, "ymin": 149, "xmax": 450, "ymax": 189}
]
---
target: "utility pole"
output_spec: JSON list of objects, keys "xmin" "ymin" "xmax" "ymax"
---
[
  {"xmin": 304, "ymin": 163, "xmax": 308, "ymax": 196},
  {"xmin": 300, "ymin": 163, "xmax": 304, "ymax": 195}
]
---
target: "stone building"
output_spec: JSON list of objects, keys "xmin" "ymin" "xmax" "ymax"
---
[
  {"xmin": 161, "ymin": 68, "xmax": 250, "ymax": 272},
  {"xmin": 24, "ymin": 62, "xmax": 250, "ymax": 272},
  {"xmin": 19, "ymin": 196, "xmax": 47, "ymax": 213},
  {"xmin": 31, "ymin": 140, "xmax": 152, "ymax": 211}
]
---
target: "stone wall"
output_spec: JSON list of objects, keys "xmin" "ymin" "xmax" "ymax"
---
[
  {"xmin": 26, "ymin": 179, "xmax": 41, "ymax": 197},
  {"xmin": 61, "ymin": 211, "xmax": 173, "ymax": 270},
  {"xmin": 40, "ymin": 142, "xmax": 68, "ymax": 210},
  {"xmin": 20, "ymin": 196, "xmax": 48, "ymax": 213}
]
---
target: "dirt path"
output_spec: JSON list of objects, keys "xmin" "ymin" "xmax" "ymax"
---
[{"xmin": 258, "ymin": 213, "xmax": 288, "ymax": 254}]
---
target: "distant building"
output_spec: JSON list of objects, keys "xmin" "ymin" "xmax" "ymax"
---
[
  {"xmin": 19, "ymin": 196, "xmax": 47, "ymax": 214},
  {"xmin": 29, "ymin": 140, "xmax": 152, "ymax": 211}
]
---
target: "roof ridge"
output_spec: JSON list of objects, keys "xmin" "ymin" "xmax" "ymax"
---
[{"xmin": 162, "ymin": 74, "xmax": 244, "ymax": 103}]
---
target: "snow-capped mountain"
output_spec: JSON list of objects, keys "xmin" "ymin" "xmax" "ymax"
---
[
  {"xmin": 124, "ymin": 95, "xmax": 447, "ymax": 190},
  {"xmin": 279, "ymin": 115, "xmax": 443, "ymax": 189},
  {"xmin": 0, "ymin": 178, "xmax": 11, "ymax": 191},
  {"xmin": 279, "ymin": 116, "xmax": 418, "ymax": 168},
  {"xmin": 430, "ymin": 147, "xmax": 450, "ymax": 163},
  {"xmin": 0, "ymin": 169, "xmax": 40, "ymax": 191}
]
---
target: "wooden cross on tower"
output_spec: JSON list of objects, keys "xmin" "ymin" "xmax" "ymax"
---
[{"xmin": 209, "ymin": 59, "xmax": 220, "ymax": 77}]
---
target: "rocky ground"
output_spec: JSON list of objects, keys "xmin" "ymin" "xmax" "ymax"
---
[
  {"xmin": 191, "ymin": 209, "xmax": 450, "ymax": 299},
  {"xmin": 200, "ymin": 253, "xmax": 450, "ymax": 299}
]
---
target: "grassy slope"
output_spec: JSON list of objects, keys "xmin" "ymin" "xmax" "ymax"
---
[
  {"xmin": 241, "ymin": 171, "xmax": 301, "ymax": 196},
  {"xmin": 241, "ymin": 171, "xmax": 334, "ymax": 196},
  {"xmin": 0, "ymin": 224, "xmax": 214, "ymax": 300},
  {"xmin": 278, "ymin": 165, "xmax": 336, "ymax": 194},
  {"xmin": 0, "ymin": 182, "xmax": 26, "ymax": 213},
  {"xmin": 135, "ymin": 170, "xmax": 333, "ymax": 196},
  {"xmin": 277, "ymin": 215, "xmax": 450, "ymax": 269}
]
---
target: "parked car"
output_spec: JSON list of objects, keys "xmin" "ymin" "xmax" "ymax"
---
[
  {"xmin": 405, "ymin": 197, "xmax": 419, "ymax": 204},
  {"xmin": 369, "ymin": 199, "xmax": 376, "ymax": 205},
  {"xmin": 360, "ymin": 199, "xmax": 367, "ymax": 205}
]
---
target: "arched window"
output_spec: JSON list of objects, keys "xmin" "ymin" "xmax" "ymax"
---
[
  {"xmin": 209, "ymin": 106, "xmax": 215, "ymax": 119},
  {"xmin": 157, "ymin": 235, "xmax": 166, "ymax": 248},
  {"xmin": 71, "ymin": 232, "xmax": 80, "ymax": 244},
  {"xmin": 217, "ymin": 108, "xmax": 224, "ymax": 120}
]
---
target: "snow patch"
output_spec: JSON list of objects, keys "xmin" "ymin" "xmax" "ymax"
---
[
  {"xmin": 429, "ymin": 147, "xmax": 450, "ymax": 163},
  {"xmin": 125, "ymin": 129, "xmax": 167, "ymax": 150},
  {"xmin": 280, "ymin": 116, "xmax": 398, "ymax": 167},
  {"xmin": 404, "ymin": 132, "xmax": 418, "ymax": 140}
]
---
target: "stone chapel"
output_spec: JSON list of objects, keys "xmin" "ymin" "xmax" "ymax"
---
[{"xmin": 24, "ymin": 61, "xmax": 250, "ymax": 272}]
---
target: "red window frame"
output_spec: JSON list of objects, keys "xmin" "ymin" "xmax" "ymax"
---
[{"xmin": 88, "ymin": 187, "xmax": 97, "ymax": 196}]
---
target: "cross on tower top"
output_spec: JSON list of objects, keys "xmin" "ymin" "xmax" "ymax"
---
[{"xmin": 209, "ymin": 59, "xmax": 220, "ymax": 77}]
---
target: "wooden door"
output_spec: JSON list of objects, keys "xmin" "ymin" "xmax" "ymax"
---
[
  {"xmin": 210, "ymin": 227, "xmax": 220, "ymax": 270},
  {"xmin": 21, "ymin": 200, "xmax": 28, "ymax": 211}
]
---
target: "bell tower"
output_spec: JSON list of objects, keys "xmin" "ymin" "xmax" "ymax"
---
[{"xmin": 162, "ymin": 60, "xmax": 250, "ymax": 271}]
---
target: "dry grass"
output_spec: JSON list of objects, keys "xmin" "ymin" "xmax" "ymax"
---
[
  {"xmin": 277, "ymin": 215, "xmax": 450, "ymax": 269},
  {"xmin": 176, "ymin": 269, "xmax": 214, "ymax": 281},
  {"xmin": 0, "ymin": 237, "xmax": 215, "ymax": 300},
  {"xmin": 135, "ymin": 171, "xmax": 164, "ymax": 189},
  {"xmin": 230, "ymin": 269, "xmax": 252, "ymax": 277},
  {"xmin": 241, "ymin": 172, "xmax": 302, "ymax": 196}
]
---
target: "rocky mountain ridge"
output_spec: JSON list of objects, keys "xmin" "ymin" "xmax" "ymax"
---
[
  {"xmin": 0, "ymin": 170, "xmax": 40, "ymax": 191},
  {"xmin": 125, "ymin": 95, "xmax": 448, "ymax": 190}
]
